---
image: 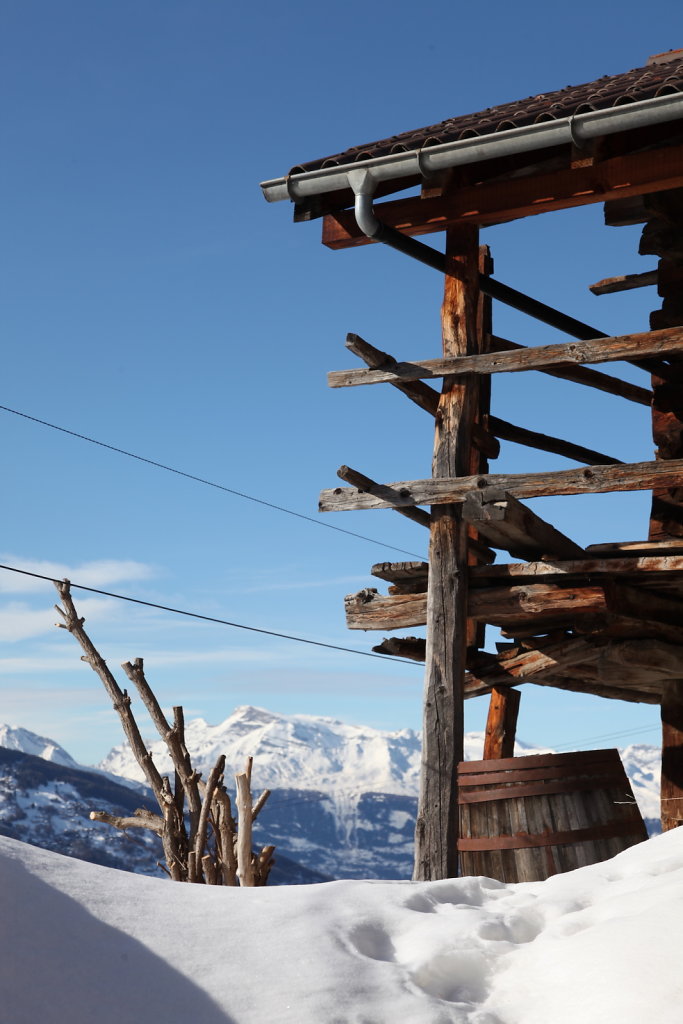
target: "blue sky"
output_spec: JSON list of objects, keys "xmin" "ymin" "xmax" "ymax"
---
[{"xmin": 1, "ymin": 1, "xmax": 679, "ymax": 763}]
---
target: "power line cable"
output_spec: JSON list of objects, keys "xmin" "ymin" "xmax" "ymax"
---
[
  {"xmin": 552, "ymin": 722, "xmax": 660, "ymax": 752},
  {"xmin": 0, "ymin": 404, "xmax": 425, "ymax": 560},
  {"xmin": 0, "ymin": 563, "xmax": 419, "ymax": 667}
]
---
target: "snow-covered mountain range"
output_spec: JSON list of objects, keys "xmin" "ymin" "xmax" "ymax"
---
[{"xmin": 0, "ymin": 707, "xmax": 662, "ymax": 881}]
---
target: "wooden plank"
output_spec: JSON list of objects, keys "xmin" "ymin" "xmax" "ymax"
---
[
  {"xmin": 462, "ymin": 488, "xmax": 585, "ymax": 560},
  {"xmin": 371, "ymin": 561, "xmax": 428, "ymax": 584},
  {"xmin": 483, "ymin": 687, "xmax": 521, "ymax": 759},
  {"xmin": 661, "ymin": 680, "xmax": 683, "ymax": 832},
  {"xmin": 589, "ymin": 270, "xmax": 658, "ymax": 295},
  {"xmin": 322, "ymin": 142, "xmax": 683, "ymax": 248},
  {"xmin": 344, "ymin": 582, "xmax": 609, "ymax": 630},
  {"xmin": 327, "ymin": 325, "xmax": 683, "ymax": 390},
  {"xmin": 415, "ymin": 226, "xmax": 479, "ymax": 882},
  {"xmin": 471, "ymin": 554, "xmax": 683, "ymax": 585},
  {"xmin": 488, "ymin": 416, "xmax": 621, "ymax": 467},
  {"xmin": 319, "ymin": 458, "xmax": 683, "ymax": 513},
  {"xmin": 490, "ymin": 336, "xmax": 651, "ymax": 406},
  {"xmin": 586, "ymin": 539, "xmax": 683, "ymax": 557}
]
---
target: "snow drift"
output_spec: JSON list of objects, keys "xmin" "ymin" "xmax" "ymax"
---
[{"xmin": 2, "ymin": 828, "xmax": 682, "ymax": 1023}]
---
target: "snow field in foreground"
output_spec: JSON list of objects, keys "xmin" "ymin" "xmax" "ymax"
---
[{"xmin": 2, "ymin": 829, "xmax": 683, "ymax": 1024}]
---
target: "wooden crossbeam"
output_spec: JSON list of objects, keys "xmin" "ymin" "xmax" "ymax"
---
[
  {"xmin": 344, "ymin": 582, "xmax": 620, "ymax": 631},
  {"xmin": 589, "ymin": 270, "xmax": 659, "ymax": 295},
  {"xmin": 327, "ymin": 326, "xmax": 683, "ymax": 390},
  {"xmin": 321, "ymin": 458, "xmax": 683, "ymax": 513},
  {"xmin": 586, "ymin": 539, "xmax": 683, "ymax": 557},
  {"xmin": 471, "ymin": 554, "xmax": 683, "ymax": 585},
  {"xmin": 462, "ymin": 488, "xmax": 585, "ymax": 561},
  {"xmin": 489, "ymin": 336, "xmax": 651, "ymax": 406},
  {"xmin": 371, "ymin": 561, "xmax": 428, "ymax": 584},
  {"xmin": 345, "ymin": 334, "xmax": 618, "ymax": 464},
  {"xmin": 321, "ymin": 142, "xmax": 683, "ymax": 249}
]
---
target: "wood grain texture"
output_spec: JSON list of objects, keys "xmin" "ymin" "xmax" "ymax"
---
[
  {"xmin": 327, "ymin": 325, "xmax": 683, "ymax": 389},
  {"xmin": 463, "ymin": 489, "xmax": 585, "ymax": 560},
  {"xmin": 483, "ymin": 687, "xmax": 521, "ymax": 759},
  {"xmin": 415, "ymin": 226, "xmax": 479, "ymax": 882},
  {"xmin": 661, "ymin": 680, "xmax": 683, "ymax": 831},
  {"xmin": 319, "ymin": 458, "xmax": 683, "ymax": 512}
]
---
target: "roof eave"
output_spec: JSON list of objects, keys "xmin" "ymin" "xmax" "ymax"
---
[{"xmin": 261, "ymin": 91, "xmax": 683, "ymax": 206}]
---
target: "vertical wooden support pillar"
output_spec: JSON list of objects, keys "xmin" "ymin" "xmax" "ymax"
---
[
  {"xmin": 641, "ymin": 194, "xmax": 683, "ymax": 830},
  {"xmin": 483, "ymin": 687, "xmax": 521, "ymax": 760},
  {"xmin": 414, "ymin": 225, "xmax": 480, "ymax": 881},
  {"xmin": 661, "ymin": 680, "xmax": 683, "ymax": 831}
]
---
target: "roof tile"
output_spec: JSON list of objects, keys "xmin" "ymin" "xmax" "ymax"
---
[{"xmin": 290, "ymin": 57, "xmax": 683, "ymax": 175}]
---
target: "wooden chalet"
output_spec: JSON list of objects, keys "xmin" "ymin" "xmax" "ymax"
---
[{"xmin": 262, "ymin": 51, "xmax": 683, "ymax": 881}]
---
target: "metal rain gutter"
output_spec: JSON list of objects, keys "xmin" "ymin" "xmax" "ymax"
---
[{"xmin": 260, "ymin": 91, "xmax": 683, "ymax": 205}]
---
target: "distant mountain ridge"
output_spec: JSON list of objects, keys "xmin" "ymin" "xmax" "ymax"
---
[{"xmin": 0, "ymin": 708, "xmax": 662, "ymax": 881}]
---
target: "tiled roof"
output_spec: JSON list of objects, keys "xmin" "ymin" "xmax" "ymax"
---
[{"xmin": 290, "ymin": 52, "xmax": 683, "ymax": 175}]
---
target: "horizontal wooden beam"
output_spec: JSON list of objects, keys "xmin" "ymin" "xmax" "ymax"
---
[
  {"xmin": 320, "ymin": 458, "xmax": 683, "ymax": 513},
  {"xmin": 345, "ymin": 582, "xmax": 611, "ymax": 630},
  {"xmin": 371, "ymin": 561, "xmax": 428, "ymax": 584},
  {"xmin": 327, "ymin": 326, "xmax": 683, "ymax": 390},
  {"xmin": 471, "ymin": 554, "xmax": 683, "ymax": 585},
  {"xmin": 462, "ymin": 488, "xmax": 585, "ymax": 560},
  {"xmin": 322, "ymin": 142, "xmax": 683, "ymax": 249},
  {"xmin": 586, "ymin": 539, "xmax": 683, "ymax": 557},
  {"xmin": 589, "ymin": 269, "xmax": 658, "ymax": 295},
  {"xmin": 490, "ymin": 336, "xmax": 651, "ymax": 406}
]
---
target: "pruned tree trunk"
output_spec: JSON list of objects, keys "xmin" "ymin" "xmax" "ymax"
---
[{"xmin": 54, "ymin": 579, "xmax": 274, "ymax": 886}]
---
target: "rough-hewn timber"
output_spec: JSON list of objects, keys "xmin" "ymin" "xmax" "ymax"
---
[
  {"xmin": 661, "ymin": 680, "xmax": 683, "ymax": 831},
  {"xmin": 482, "ymin": 687, "xmax": 521, "ymax": 759},
  {"xmin": 327, "ymin": 325, "xmax": 683, "ymax": 390},
  {"xmin": 415, "ymin": 226, "xmax": 479, "ymax": 882},
  {"xmin": 462, "ymin": 488, "xmax": 585, "ymax": 560},
  {"xmin": 319, "ymin": 458, "xmax": 683, "ymax": 513}
]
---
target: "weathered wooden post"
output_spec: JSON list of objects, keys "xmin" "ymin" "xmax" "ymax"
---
[{"xmin": 414, "ymin": 226, "xmax": 480, "ymax": 880}]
